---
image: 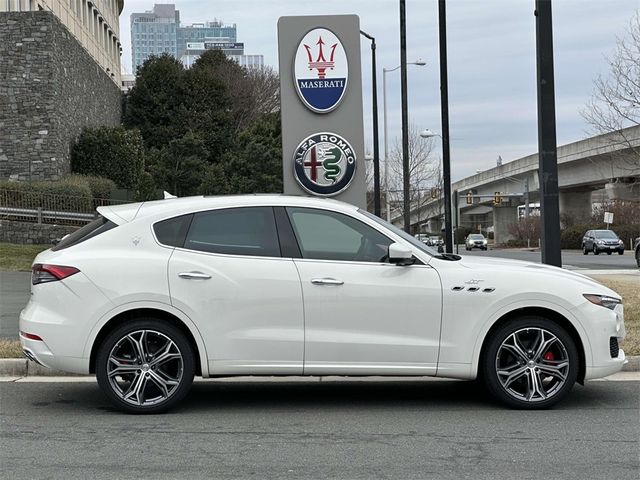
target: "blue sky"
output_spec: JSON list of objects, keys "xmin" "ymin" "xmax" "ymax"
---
[{"xmin": 120, "ymin": 0, "xmax": 638, "ymax": 181}]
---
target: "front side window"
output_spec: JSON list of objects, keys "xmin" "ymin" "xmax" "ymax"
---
[
  {"xmin": 184, "ymin": 207, "xmax": 280, "ymax": 257},
  {"xmin": 286, "ymin": 208, "xmax": 391, "ymax": 262}
]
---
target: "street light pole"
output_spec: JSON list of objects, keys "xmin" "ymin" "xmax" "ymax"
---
[{"xmin": 360, "ymin": 30, "xmax": 381, "ymax": 217}]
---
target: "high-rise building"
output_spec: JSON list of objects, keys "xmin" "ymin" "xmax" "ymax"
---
[
  {"xmin": 130, "ymin": 4, "xmax": 263, "ymax": 72},
  {"xmin": 130, "ymin": 3, "xmax": 179, "ymax": 72}
]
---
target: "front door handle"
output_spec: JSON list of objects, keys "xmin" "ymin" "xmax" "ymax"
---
[
  {"xmin": 311, "ymin": 277, "xmax": 344, "ymax": 286},
  {"xmin": 178, "ymin": 271, "xmax": 212, "ymax": 280}
]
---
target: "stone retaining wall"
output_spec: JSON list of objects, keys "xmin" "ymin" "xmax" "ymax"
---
[{"xmin": 0, "ymin": 220, "xmax": 78, "ymax": 245}]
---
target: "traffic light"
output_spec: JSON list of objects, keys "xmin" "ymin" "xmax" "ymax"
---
[
  {"xmin": 494, "ymin": 192, "xmax": 502, "ymax": 205},
  {"xmin": 466, "ymin": 191, "xmax": 473, "ymax": 205}
]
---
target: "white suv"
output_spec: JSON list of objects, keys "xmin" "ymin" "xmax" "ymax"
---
[{"xmin": 20, "ymin": 195, "xmax": 626, "ymax": 413}]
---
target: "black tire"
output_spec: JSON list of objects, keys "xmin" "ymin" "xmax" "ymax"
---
[
  {"xmin": 618, "ymin": 250, "xmax": 624, "ymax": 255},
  {"xmin": 96, "ymin": 318, "xmax": 195, "ymax": 414},
  {"xmin": 593, "ymin": 245, "xmax": 599, "ymax": 255},
  {"xmin": 481, "ymin": 316, "xmax": 579, "ymax": 409},
  {"xmin": 582, "ymin": 244, "xmax": 588, "ymax": 255},
  {"xmin": 607, "ymin": 251, "xmax": 612, "ymax": 255},
  {"xmin": 636, "ymin": 248, "xmax": 640, "ymax": 267}
]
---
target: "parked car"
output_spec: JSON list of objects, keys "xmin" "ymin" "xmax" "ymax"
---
[
  {"xmin": 634, "ymin": 236, "xmax": 640, "ymax": 268},
  {"xmin": 414, "ymin": 233, "xmax": 430, "ymax": 244},
  {"xmin": 582, "ymin": 229, "xmax": 624, "ymax": 255},
  {"xmin": 427, "ymin": 236, "xmax": 444, "ymax": 247},
  {"xmin": 465, "ymin": 233, "xmax": 488, "ymax": 251},
  {"xmin": 20, "ymin": 196, "xmax": 626, "ymax": 413}
]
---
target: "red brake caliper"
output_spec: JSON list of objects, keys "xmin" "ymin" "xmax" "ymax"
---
[{"xmin": 543, "ymin": 351, "xmax": 555, "ymax": 361}]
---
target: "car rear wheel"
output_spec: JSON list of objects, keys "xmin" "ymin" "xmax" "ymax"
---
[
  {"xmin": 96, "ymin": 319, "xmax": 195, "ymax": 414},
  {"xmin": 481, "ymin": 317, "xmax": 578, "ymax": 409},
  {"xmin": 582, "ymin": 244, "xmax": 588, "ymax": 255}
]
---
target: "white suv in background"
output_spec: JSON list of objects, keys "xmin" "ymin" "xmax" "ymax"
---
[{"xmin": 20, "ymin": 195, "xmax": 626, "ymax": 413}]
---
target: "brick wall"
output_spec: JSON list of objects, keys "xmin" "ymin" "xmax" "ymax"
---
[{"xmin": 0, "ymin": 11, "xmax": 122, "ymax": 182}]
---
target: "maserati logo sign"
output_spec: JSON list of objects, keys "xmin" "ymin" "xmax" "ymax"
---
[
  {"xmin": 293, "ymin": 132, "xmax": 356, "ymax": 196},
  {"xmin": 294, "ymin": 28, "xmax": 348, "ymax": 113}
]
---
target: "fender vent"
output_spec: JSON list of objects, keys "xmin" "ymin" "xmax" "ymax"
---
[
  {"xmin": 467, "ymin": 287, "xmax": 479, "ymax": 292},
  {"xmin": 482, "ymin": 288, "xmax": 495, "ymax": 293},
  {"xmin": 452, "ymin": 286, "xmax": 464, "ymax": 291}
]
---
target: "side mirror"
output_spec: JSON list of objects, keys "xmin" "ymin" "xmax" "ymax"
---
[{"xmin": 388, "ymin": 242, "xmax": 415, "ymax": 266}]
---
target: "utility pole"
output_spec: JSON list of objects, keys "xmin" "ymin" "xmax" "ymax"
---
[
  {"xmin": 535, "ymin": 0, "xmax": 561, "ymax": 266},
  {"xmin": 399, "ymin": 0, "xmax": 411, "ymax": 233},
  {"xmin": 438, "ymin": 0, "xmax": 453, "ymax": 253}
]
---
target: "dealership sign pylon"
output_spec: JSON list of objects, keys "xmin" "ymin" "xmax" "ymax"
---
[{"xmin": 278, "ymin": 15, "xmax": 366, "ymax": 208}]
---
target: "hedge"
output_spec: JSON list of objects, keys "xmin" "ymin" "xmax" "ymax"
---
[
  {"xmin": 0, "ymin": 178, "xmax": 93, "ymax": 212},
  {"xmin": 66, "ymin": 174, "xmax": 116, "ymax": 200},
  {"xmin": 71, "ymin": 126, "xmax": 145, "ymax": 189}
]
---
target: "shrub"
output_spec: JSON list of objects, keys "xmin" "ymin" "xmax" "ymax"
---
[
  {"xmin": 0, "ymin": 178, "xmax": 92, "ymax": 211},
  {"xmin": 71, "ymin": 127, "xmax": 145, "ymax": 189},
  {"xmin": 66, "ymin": 174, "xmax": 116, "ymax": 199}
]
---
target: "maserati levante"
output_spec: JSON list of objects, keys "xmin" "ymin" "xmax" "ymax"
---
[{"xmin": 20, "ymin": 195, "xmax": 626, "ymax": 413}]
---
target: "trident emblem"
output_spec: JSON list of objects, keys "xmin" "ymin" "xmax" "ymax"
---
[{"xmin": 304, "ymin": 36, "xmax": 338, "ymax": 79}]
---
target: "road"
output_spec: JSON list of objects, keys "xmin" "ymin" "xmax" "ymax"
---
[
  {"xmin": 0, "ymin": 377, "xmax": 638, "ymax": 479},
  {"xmin": 460, "ymin": 247, "xmax": 638, "ymax": 270}
]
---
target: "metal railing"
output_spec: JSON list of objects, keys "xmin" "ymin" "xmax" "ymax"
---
[{"xmin": 0, "ymin": 189, "xmax": 130, "ymax": 226}]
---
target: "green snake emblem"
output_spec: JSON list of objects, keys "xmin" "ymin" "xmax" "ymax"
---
[{"xmin": 322, "ymin": 146, "xmax": 342, "ymax": 183}]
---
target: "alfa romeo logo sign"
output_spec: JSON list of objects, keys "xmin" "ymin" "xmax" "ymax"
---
[
  {"xmin": 293, "ymin": 132, "xmax": 357, "ymax": 196},
  {"xmin": 294, "ymin": 27, "xmax": 348, "ymax": 113}
]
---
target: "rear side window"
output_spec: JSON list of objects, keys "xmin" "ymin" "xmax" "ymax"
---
[
  {"xmin": 51, "ymin": 216, "xmax": 117, "ymax": 251},
  {"xmin": 153, "ymin": 214, "xmax": 193, "ymax": 247},
  {"xmin": 183, "ymin": 207, "xmax": 280, "ymax": 257}
]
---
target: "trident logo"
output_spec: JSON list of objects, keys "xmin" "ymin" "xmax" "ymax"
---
[{"xmin": 304, "ymin": 36, "xmax": 338, "ymax": 79}]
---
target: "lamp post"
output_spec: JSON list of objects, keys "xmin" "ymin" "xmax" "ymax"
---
[
  {"xmin": 383, "ymin": 60, "xmax": 425, "ymax": 222},
  {"xmin": 360, "ymin": 30, "xmax": 381, "ymax": 217}
]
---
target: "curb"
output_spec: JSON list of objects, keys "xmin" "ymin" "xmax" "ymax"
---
[{"xmin": 1, "ymin": 356, "xmax": 639, "ymax": 377}]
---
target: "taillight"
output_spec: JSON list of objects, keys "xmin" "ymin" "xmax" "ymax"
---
[{"xmin": 32, "ymin": 263, "xmax": 80, "ymax": 285}]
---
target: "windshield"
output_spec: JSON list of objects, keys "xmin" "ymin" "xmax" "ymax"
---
[
  {"xmin": 469, "ymin": 234, "xmax": 485, "ymax": 240},
  {"xmin": 359, "ymin": 209, "xmax": 439, "ymax": 256},
  {"xmin": 594, "ymin": 230, "xmax": 618, "ymax": 239}
]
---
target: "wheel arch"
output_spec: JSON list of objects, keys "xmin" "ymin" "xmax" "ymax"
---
[
  {"xmin": 476, "ymin": 306, "xmax": 587, "ymax": 384},
  {"xmin": 89, "ymin": 307, "xmax": 206, "ymax": 377}
]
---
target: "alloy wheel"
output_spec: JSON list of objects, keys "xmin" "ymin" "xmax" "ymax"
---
[
  {"xmin": 106, "ymin": 329, "xmax": 184, "ymax": 407},
  {"xmin": 495, "ymin": 327, "xmax": 570, "ymax": 403}
]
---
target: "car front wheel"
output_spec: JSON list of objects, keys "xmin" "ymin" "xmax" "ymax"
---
[
  {"xmin": 582, "ymin": 244, "xmax": 588, "ymax": 255},
  {"xmin": 96, "ymin": 319, "xmax": 195, "ymax": 414},
  {"xmin": 593, "ymin": 245, "xmax": 599, "ymax": 255},
  {"xmin": 481, "ymin": 317, "xmax": 578, "ymax": 409},
  {"xmin": 636, "ymin": 248, "xmax": 640, "ymax": 267}
]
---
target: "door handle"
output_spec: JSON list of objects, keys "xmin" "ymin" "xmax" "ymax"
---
[
  {"xmin": 311, "ymin": 278, "xmax": 344, "ymax": 286},
  {"xmin": 178, "ymin": 271, "xmax": 212, "ymax": 280}
]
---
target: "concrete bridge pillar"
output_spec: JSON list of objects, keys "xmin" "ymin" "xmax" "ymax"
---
[
  {"xmin": 493, "ymin": 205, "xmax": 517, "ymax": 245},
  {"xmin": 559, "ymin": 191, "xmax": 592, "ymax": 225},
  {"xmin": 427, "ymin": 218, "xmax": 442, "ymax": 233}
]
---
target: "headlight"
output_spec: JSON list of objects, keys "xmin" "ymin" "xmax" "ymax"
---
[
  {"xmin": 583, "ymin": 294, "xmax": 622, "ymax": 310},
  {"xmin": 618, "ymin": 240, "xmax": 624, "ymax": 245},
  {"xmin": 483, "ymin": 240, "xmax": 488, "ymax": 244},
  {"xmin": 597, "ymin": 240, "xmax": 604, "ymax": 245}
]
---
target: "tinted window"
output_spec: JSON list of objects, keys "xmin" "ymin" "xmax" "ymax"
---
[
  {"xmin": 469, "ymin": 234, "xmax": 485, "ymax": 240},
  {"xmin": 286, "ymin": 207, "xmax": 391, "ymax": 262},
  {"xmin": 184, "ymin": 207, "xmax": 280, "ymax": 257},
  {"xmin": 154, "ymin": 214, "xmax": 193, "ymax": 247},
  {"xmin": 51, "ymin": 216, "xmax": 117, "ymax": 251},
  {"xmin": 594, "ymin": 230, "xmax": 618, "ymax": 239}
]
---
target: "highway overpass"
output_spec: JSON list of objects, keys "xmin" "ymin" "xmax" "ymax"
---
[{"xmin": 393, "ymin": 125, "xmax": 640, "ymax": 244}]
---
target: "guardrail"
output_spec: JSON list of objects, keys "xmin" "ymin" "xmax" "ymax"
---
[{"xmin": 0, "ymin": 189, "xmax": 129, "ymax": 226}]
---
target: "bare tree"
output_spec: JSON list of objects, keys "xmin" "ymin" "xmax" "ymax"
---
[
  {"xmin": 387, "ymin": 123, "xmax": 439, "ymax": 229},
  {"xmin": 582, "ymin": 11, "xmax": 640, "ymax": 168}
]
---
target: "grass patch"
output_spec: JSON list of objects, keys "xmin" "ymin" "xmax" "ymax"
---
[
  {"xmin": 0, "ymin": 339, "xmax": 23, "ymax": 358},
  {"xmin": 0, "ymin": 243, "xmax": 49, "ymax": 271},
  {"xmin": 589, "ymin": 275, "xmax": 640, "ymax": 356}
]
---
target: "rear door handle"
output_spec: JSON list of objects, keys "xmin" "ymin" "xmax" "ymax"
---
[
  {"xmin": 178, "ymin": 271, "xmax": 212, "ymax": 280},
  {"xmin": 311, "ymin": 278, "xmax": 344, "ymax": 286}
]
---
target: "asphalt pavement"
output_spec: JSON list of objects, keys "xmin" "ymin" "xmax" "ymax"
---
[
  {"xmin": 1, "ymin": 377, "xmax": 638, "ymax": 479},
  {"xmin": 462, "ymin": 247, "xmax": 638, "ymax": 270}
]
